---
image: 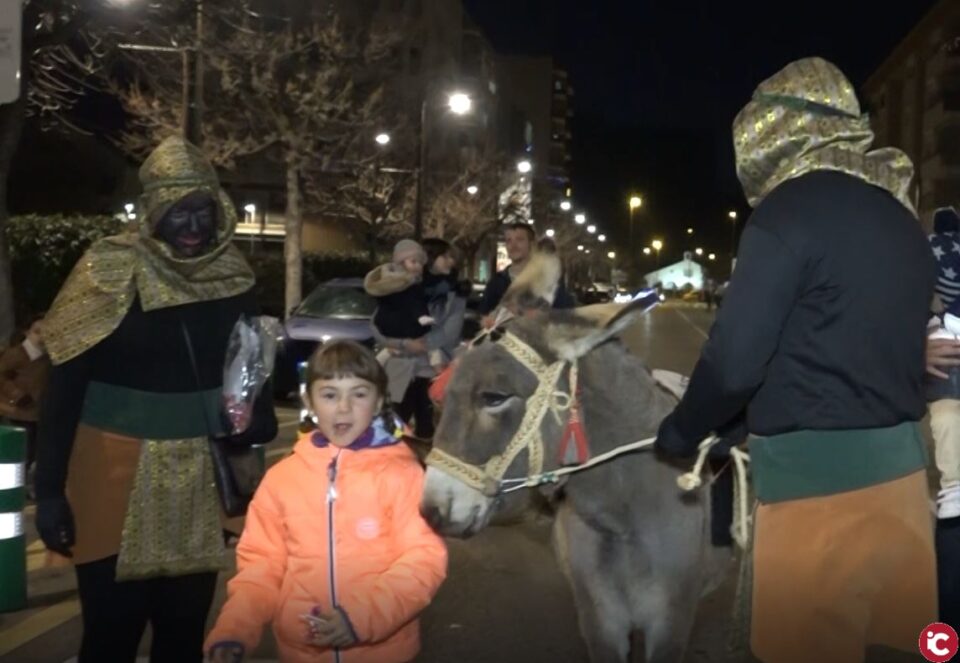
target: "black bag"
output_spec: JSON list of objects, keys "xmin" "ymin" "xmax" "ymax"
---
[{"xmin": 181, "ymin": 319, "xmax": 265, "ymax": 518}]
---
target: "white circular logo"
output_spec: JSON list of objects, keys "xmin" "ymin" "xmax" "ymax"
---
[{"xmin": 355, "ymin": 517, "xmax": 380, "ymax": 540}]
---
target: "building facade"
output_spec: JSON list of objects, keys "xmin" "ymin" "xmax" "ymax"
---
[{"xmin": 863, "ymin": 0, "xmax": 960, "ymax": 228}]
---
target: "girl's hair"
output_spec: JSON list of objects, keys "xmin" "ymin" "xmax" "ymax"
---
[
  {"xmin": 422, "ymin": 237, "xmax": 455, "ymax": 270},
  {"xmin": 305, "ymin": 340, "xmax": 388, "ymax": 402}
]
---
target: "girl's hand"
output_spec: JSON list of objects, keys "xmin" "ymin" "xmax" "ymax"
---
[
  {"xmin": 207, "ymin": 642, "xmax": 244, "ymax": 663},
  {"xmin": 927, "ymin": 338, "xmax": 960, "ymax": 379},
  {"xmin": 302, "ymin": 609, "xmax": 357, "ymax": 649}
]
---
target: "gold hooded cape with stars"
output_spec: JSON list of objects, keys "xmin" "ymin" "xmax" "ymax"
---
[
  {"xmin": 43, "ymin": 136, "xmax": 255, "ymax": 366},
  {"xmin": 733, "ymin": 57, "xmax": 917, "ymax": 216}
]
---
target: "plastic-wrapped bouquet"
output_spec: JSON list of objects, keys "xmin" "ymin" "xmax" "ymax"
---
[{"xmin": 223, "ymin": 315, "xmax": 281, "ymax": 435}]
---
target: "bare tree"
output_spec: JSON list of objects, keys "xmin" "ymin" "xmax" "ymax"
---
[
  {"xmin": 110, "ymin": 2, "xmax": 401, "ymax": 316},
  {"xmin": 304, "ymin": 120, "xmax": 417, "ymax": 264},
  {"xmin": 421, "ymin": 151, "xmax": 516, "ymax": 267},
  {"xmin": 0, "ymin": 1, "xmax": 116, "ymax": 341}
]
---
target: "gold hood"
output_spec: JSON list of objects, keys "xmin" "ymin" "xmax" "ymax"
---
[
  {"xmin": 733, "ymin": 57, "xmax": 917, "ymax": 215},
  {"xmin": 44, "ymin": 136, "xmax": 255, "ymax": 365}
]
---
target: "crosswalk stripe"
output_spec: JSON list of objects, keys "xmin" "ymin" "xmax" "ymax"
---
[{"xmin": 0, "ymin": 599, "xmax": 81, "ymax": 658}]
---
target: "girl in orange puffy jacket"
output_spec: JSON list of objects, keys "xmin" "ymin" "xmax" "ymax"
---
[{"xmin": 206, "ymin": 341, "xmax": 447, "ymax": 663}]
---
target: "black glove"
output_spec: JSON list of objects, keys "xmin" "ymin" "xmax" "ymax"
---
[
  {"xmin": 36, "ymin": 497, "xmax": 75, "ymax": 557},
  {"xmin": 655, "ymin": 412, "xmax": 700, "ymax": 459}
]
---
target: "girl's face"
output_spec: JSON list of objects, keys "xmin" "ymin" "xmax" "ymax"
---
[
  {"xmin": 401, "ymin": 256, "xmax": 425, "ymax": 277},
  {"xmin": 305, "ymin": 376, "xmax": 383, "ymax": 448},
  {"xmin": 431, "ymin": 252, "xmax": 456, "ymax": 275}
]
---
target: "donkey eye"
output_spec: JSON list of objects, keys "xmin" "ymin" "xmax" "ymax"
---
[{"xmin": 481, "ymin": 392, "xmax": 511, "ymax": 409}]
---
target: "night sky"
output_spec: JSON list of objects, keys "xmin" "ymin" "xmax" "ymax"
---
[{"xmin": 463, "ymin": 0, "xmax": 942, "ymax": 266}]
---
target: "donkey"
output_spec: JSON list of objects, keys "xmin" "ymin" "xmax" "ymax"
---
[{"xmin": 420, "ymin": 300, "xmax": 731, "ymax": 663}]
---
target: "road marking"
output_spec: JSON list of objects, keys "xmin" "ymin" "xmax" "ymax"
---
[
  {"xmin": 673, "ymin": 308, "xmax": 709, "ymax": 340},
  {"xmin": 0, "ymin": 599, "xmax": 81, "ymax": 658}
]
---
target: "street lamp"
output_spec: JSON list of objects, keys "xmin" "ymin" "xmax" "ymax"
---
[
  {"xmin": 728, "ymin": 210, "xmax": 738, "ymax": 220},
  {"xmin": 448, "ymin": 92, "xmax": 473, "ymax": 115},
  {"xmin": 628, "ymin": 194, "xmax": 643, "ymax": 254},
  {"xmin": 608, "ymin": 251, "xmax": 616, "ymax": 260},
  {"xmin": 415, "ymin": 90, "xmax": 474, "ymax": 239},
  {"xmin": 546, "ymin": 228, "xmax": 555, "ymax": 238},
  {"xmin": 560, "ymin": 200, "xmax": 572, "ymax": 212},
  {"xmin": 598, "ymin": 234, "xmax": 606, "ymax": 242},
  {"xmin": 643, "ymin": 247, "xmax": 652, "ymax": 256},
  {"xmin": 517, "ymin": 160, "xmax": 533, "ymax": 174},
  {"xmin": 575, "ymin": 213, "xmax": 586, "ymax": 225},
  {"xmin": 577, "ymin": 245, "xmax": 584, "ymax": 252},
  {"xmin": 687, "ymin": 227, "xmax": 694, "ymax": 235},
  {"xmin": 709, "ymin": 253, "xmax": 717, "ymax": 261},
  {"xmin": 651, "ymin": 239, "xmax": 664, "ymax": 268},
  {"xmin": 466, "ymin": 185, "xmax": 479, "ymax": 196},
  {"xmin": 695, "ymin": 247, "xmax": 704, "ymax": 256},
  {"xmin": 587, "ymin": 225, "xmax": 596, "ymax": 234},
  {"xmin": 375, "ymin": 132, "xmax": 391, "ymax": 146}
]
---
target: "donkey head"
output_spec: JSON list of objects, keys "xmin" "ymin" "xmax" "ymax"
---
[{"xmin": 420, "ymin": 298, "xmax": 652, "ymax": 538}]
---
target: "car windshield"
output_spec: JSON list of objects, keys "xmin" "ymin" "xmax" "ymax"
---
[{"xmin": 295, "ymin": 285, "xmax": 376, "ymax": 320}]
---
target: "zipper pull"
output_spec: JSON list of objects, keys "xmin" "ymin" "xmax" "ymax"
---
[{"xmin": 327, "ymin": 455, "xmax": 339, "ymax": 503}]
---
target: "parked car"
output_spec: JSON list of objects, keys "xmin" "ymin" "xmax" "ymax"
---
[{"xmin": 274, "ymin": 278, "xmax": 376, "ymax": 397}]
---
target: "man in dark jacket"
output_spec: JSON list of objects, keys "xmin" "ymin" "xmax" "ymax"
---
[
  {"xmin": 479, "ymin": 223, "xmax": 575, "ymax": 315},
  {"xmin": 655, "ymin": 58, "xmax": 937, "ymax": 663}
]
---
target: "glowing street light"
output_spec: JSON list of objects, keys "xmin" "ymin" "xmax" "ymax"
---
[
  {"xmin": 577, "ymin": 244, "xmax": 584, "ymax": 252},
  {"xmin": 728, "ymin": 210, "xmax": 738, "ymax": 220},
  {"xmin": 695, "ymin": 247, "xmax": 704, "ymax": 256},
  {"xmin": 585, "ymin": 249, "xmax": 591, "ymax": 255},
  {"xmin": 448, "ymin": 92, "xmax": 473, "ymax": 115},
  {"xmin": 587, "ymin": 225, "xmax": 596, "ymax": 234},
  {"xmin": 598, "ymin": 234, "xmax": 606, "ymax": 242},
  {"xmin": 517, "ymin": 160, "xmax": 533, "ymax": 174},
  {"xmin": 651, "ymin": 239, "xmax": 664, "ymax": 268},
  {"xmin": 560, "ymin": 200, "xmax": 572, "ymax": 212},
  {"xmin": 629, "ymin": 195, "xmax": 643, "ymax": 210},
  {"xmin": 375, "ymin": 132, "xmax": 391, "ymax": 146},
  {"xmin": 574, "ymin": 213, "xmax": 586, "ymax": 225},
  {"xmin": 643, "ymin": 247, "xmax": 652, "ymax": 255},
  {"xmin": 244, "ymin": 203, "xmax": 256, "ymax": 215},
  {"xmin": 607, "ymin": 251, "xmax": 616, "ymax": 260},
  {"xmin": 466, "ymin": 185, "xmax": 479, "ymax": 196},
  {"xmin": 545, "ymin": 228, "xmax": 556, "ymax": 238},
  {"xmin": 687, "ymin": 227, "xmax": 694, "ymax": 235},
  {"xmin": 709, "ymin": 253, "xmax": 717, "ymax": 261}
]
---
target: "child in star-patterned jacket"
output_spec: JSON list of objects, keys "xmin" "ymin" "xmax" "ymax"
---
[{"xmin": 927, "ymin": 206, "xmax": 960, "ymax": 519}]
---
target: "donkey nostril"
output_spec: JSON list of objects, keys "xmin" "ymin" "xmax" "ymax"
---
[{"xmin": 420, "ymin": 505, "xmax": 445, "ymax": 530}]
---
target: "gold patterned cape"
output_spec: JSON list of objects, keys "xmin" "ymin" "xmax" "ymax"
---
[
  {"xmin": 733, "ymin": 57, "xmax": 917, "ymax": 215},
  {"xmin": 43, "ymin": 136, "xmax": 255, "ymax": 365}
]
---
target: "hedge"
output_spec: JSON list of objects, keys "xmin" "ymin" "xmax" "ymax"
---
[{"xmin": 7, "ymin": 214, "xmax": 378, "ymax": 323}]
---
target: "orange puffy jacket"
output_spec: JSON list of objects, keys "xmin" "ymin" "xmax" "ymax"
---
[{"xmin": 205, "ymin": 433, "xmax": 447, "ymax": 663}]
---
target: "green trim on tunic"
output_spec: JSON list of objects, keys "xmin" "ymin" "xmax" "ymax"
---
[
  {"xmin": 81, "ymin": 381, "xmax": 223, "ymax": 439},
  {"xmin": 749, "ymin": 422, "xmax": 927, "ymax": 503}
]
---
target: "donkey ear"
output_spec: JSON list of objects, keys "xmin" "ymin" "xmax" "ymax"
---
[
  {"xmin": 545, "ymin": 292, "xmax": 659, "ymax": 361},
  {"xmin": 499, "ymin": 252, "xmax": 561, "ymax": 314}
]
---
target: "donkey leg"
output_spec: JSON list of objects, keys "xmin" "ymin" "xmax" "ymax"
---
[
  {"xmin": 554, "ymin": 504, "xmax": 632, "ymax": 663},
  {"xmin": 638, "ymin": 583, "xmax": 700, "ymax": 663}
]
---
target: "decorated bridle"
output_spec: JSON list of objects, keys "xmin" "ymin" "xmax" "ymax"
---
[{"xmin": 424, "ymin": 322, "xmax": 583, "ymax": 498}]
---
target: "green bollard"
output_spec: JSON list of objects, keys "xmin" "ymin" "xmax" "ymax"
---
[{"xmin": 0, "ymin": 426, "xmax": 26, "ymax": 613}]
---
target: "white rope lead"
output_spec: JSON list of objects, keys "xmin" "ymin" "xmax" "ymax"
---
[{"xmin": 500, "ymin": 434, "xmax": 753, "ymax": 550}]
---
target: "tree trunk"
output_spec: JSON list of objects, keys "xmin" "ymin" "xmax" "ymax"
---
[
  {"xmin": 284, "ymin": 155, "xmax": 303, "ymax": 318},
  {"xmin": 0, "ymin": 82, "xmax": 26, "ymax": 343},
  {"xmin": 367, "ymin": 222, "xmax": 377, "ymax": 265}
]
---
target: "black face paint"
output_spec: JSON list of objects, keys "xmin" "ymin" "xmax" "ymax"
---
[{"xmin": 155, "ymin": 192, "xmax": 217, "ymax": 258}]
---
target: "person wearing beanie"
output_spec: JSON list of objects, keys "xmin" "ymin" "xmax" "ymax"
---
[{"xmin": 364, "ymin": 239, "xmax": 434, "ymax": 352}]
